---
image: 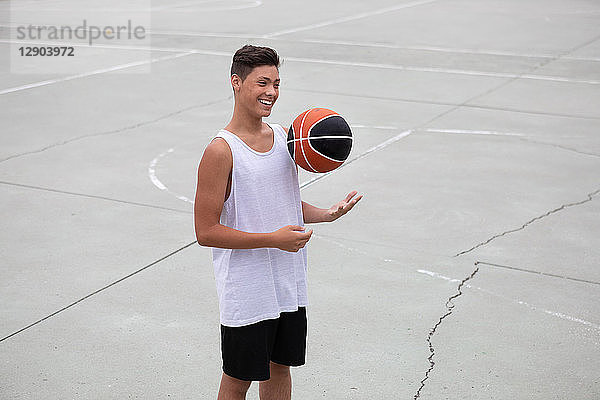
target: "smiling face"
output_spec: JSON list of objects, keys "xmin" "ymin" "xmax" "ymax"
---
[{"xmin": 232, "ymin": 65, "xmax": 280, "ymax": 118}]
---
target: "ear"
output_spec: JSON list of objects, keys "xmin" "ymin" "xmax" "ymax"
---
[{"xmin": 231, "ymin": 74, "xmax": 242, "ymax": 92}]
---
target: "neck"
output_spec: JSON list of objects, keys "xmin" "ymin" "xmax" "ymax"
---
[{"xmin": 226, "ymin": 102, "xmax": 263, "ymax": 135}]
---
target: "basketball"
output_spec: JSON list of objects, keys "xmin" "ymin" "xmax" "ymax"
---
[{"xmin": 287, "ymin": 108, "xmax": 353, "ymax": 173}]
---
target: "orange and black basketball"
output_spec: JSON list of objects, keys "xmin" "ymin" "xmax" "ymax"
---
[{"xmin": 287, "ymin": 108, "xmax": 353, "ymax": 173}]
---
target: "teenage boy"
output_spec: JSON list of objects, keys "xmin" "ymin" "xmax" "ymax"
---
[{"xmin": 194, "ymin": 45, "xmax": 363, "ymax": 400}]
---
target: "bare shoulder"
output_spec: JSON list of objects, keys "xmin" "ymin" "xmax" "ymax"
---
[
  {"xmin": 195, "ymin": 136, "xmax": 232, "ymax": 205},
  {"xmin": 201, "ymin": 137, "xmax": 232, "ymax": 168}
]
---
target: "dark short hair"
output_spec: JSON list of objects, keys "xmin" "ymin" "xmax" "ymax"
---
[{"xmin": 231, "ymin": 45, "xmax": 280, "ymax": 81}]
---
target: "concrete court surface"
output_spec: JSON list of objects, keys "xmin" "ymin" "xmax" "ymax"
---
[{"xmin": 1, "ymin": 0, "xmax": 599, "ymax": 398}]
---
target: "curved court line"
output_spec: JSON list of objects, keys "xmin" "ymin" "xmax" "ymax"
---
[
  {"xmin": 417, "ymin": 269, "xmax": 600, "ymax": 331},
  {"xmin": 148, "ymin": 148, "xmax": 195, "ymax": 204},
  {"xmin": 147, "ymin": 125, "xmax": 408, "ymax": 201}
]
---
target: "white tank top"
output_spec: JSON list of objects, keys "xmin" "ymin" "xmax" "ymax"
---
[{"xmin": 210, "ymin": 123, "xmax": 309, "ymax": 327}]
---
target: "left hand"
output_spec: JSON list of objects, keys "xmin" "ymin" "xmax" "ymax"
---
[{"xmin": 326, "ymin": 190, "xmax": 363, "ymax": 222}]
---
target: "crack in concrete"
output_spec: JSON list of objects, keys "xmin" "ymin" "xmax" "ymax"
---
[
  {"xmin": 0, "ymin": 240, "xmax": 197, "ymax": 343},
  {"xmin": 455, "ymin": 188, "xmax": 600, "ymax": 257},
  {"xmin": 476, "ymin": 261, "xmax": 600, "ymax": 286},
  {"xmin": 0, "ymin": 180, "xmax": 192, "ymax": 214},
  {"xmin": 0, "ymin": 96, "xmax": 231, "ymax": 164},
  {"xmin": 414, "ymin": 263, "xmax": 480, "ymax": 399},
  {"xmin": 518, "ymin": 137, "xmax": 600, "ymax": 158}
]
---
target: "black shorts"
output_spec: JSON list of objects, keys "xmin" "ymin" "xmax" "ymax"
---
[{"xmin": 220, "ymin": 307, "xmax": 307, "ymax": 381}]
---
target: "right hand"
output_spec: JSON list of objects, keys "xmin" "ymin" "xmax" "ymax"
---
[{"xmin": 272, "ymin": 225, "xmax": 313, "ymax": 252}]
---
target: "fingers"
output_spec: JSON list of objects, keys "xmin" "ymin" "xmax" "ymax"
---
[
  {"xmin": 338, "ymin": 194, "xmax": 363, "ymax": 212},
  {"xmin": 298, "ymin": 228, "xmax": 313, "ymax": 239},
  {"xmin": 300, "ymin": 228, "xmax": 313, "ymax": 242},
  {"xmin": 344, "ymin": 190, "xmax": 358, "ymax": 202},
  {"xmin": 290, "ymin": 225, "xmax": 305, "ymax": 231},
  {"xmin": 291, "ymin": 229, "xmax": 312, "ymax": 252},
  {"xmin": 349, "ymin": 194, "xmax": 363, "ymax": 207}
]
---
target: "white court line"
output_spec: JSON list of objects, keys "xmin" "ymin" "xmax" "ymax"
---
[
  {"xmin": 152, "ymin": 0, "xmax": 262, "ymax": 12},
  {"xmin": 3, "ymin": 24, "xmax": 600, "ymax": 62},
  {"xmin": 299, "ymin": 129, "xmax": 413, "ymax": 189},
  {"xmin": 7, "ymin": 0, "xmax": 260, "ymax": 12},
  {"xmin": 519, "ymin": 73, "xmax": 600, "ymax": 84},
  {"xmin": 351, "ymin": 125, "xmax": 398, "ymax": 130},
  {"xmin": 314, "ymin": 233, "xmax": 600, "ymax": 331},
  {"xmin": 0, "ymin": 39, "xmax": 230, "ymax": 57},
  {"xmin": 425, "ymin": 128, "xmax": 525, "ymax": 136},
  {"xmin": 263, "ymin": 0, "xmax": 440, "ymax": 38},
  {"xmin": 147, "ymin": 126, "xmax": 411, "ymax": 201},
  {"xmin": 566, "ymin": 55, "xmax": 600, "ymax": 62},
  {"xmin": 192, "ymin": 0, "xmax": 262, "ymax": 12},
  {"xmin": 0, "ymin": 24, "xmax": 260, "ymax": 39},
  {"xmin": 150, "ymin": 137, "xmax": 599, "ymax": 332},
  {"xmin": 294, "ymin": 38, "xmax": 600, "ymax": 62},
  {"xmin": 285, "ymin": 56, "xmax": 600, "ymax": 85},
  {"xmin": 8, "ymin": 0, "xmax": 262, "ymax": 12},
  {"xmin": 152, "ymin": 0, "xmax": 226, "ymax": 11},
  {"xmin": 148, "ymin": 149, "xmax": 195, "ymax": 203},
  {"xmin": 0, "ymin": 52, "xmax": 193, "ymax": 95},
  {"xmin": 286, "ymin": 56, "xmax": 518, "ymax": 78},
  {"xmin": 417, "ymin": 269, "xmax": 600, "ymax": 331},
  {"xmin": 299, "ymin": 38, "xmax": 557, "ymax": 59},
  {"xmin": 3, "ymin": 39, "xmax": 599, "ymax": 86},
  {"xmin": 143, "ymin": 32, "xmax": 600, "ymax": 62},
  {"xmin": 148, "ymin": 30, "xmax": 255, "ymax": 39},
  {"xmin": 565, "ymin": 9, "xmax": 600, "ymax": 14},
  {"xmin": 313, "ymin": 233, "xmax": 396, "ymax": 262}
]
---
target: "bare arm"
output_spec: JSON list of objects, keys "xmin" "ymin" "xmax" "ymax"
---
[
  {"xmin": 302, "ymin": 191, "xmax": 363, "ymax": 223},
  {"xmin": 194, "ymin": 138, "xmax": 312, "ymax": 252},
  {"xmin": 301, "ymin": 201, "xmax": 331, "ymax": 223}
]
